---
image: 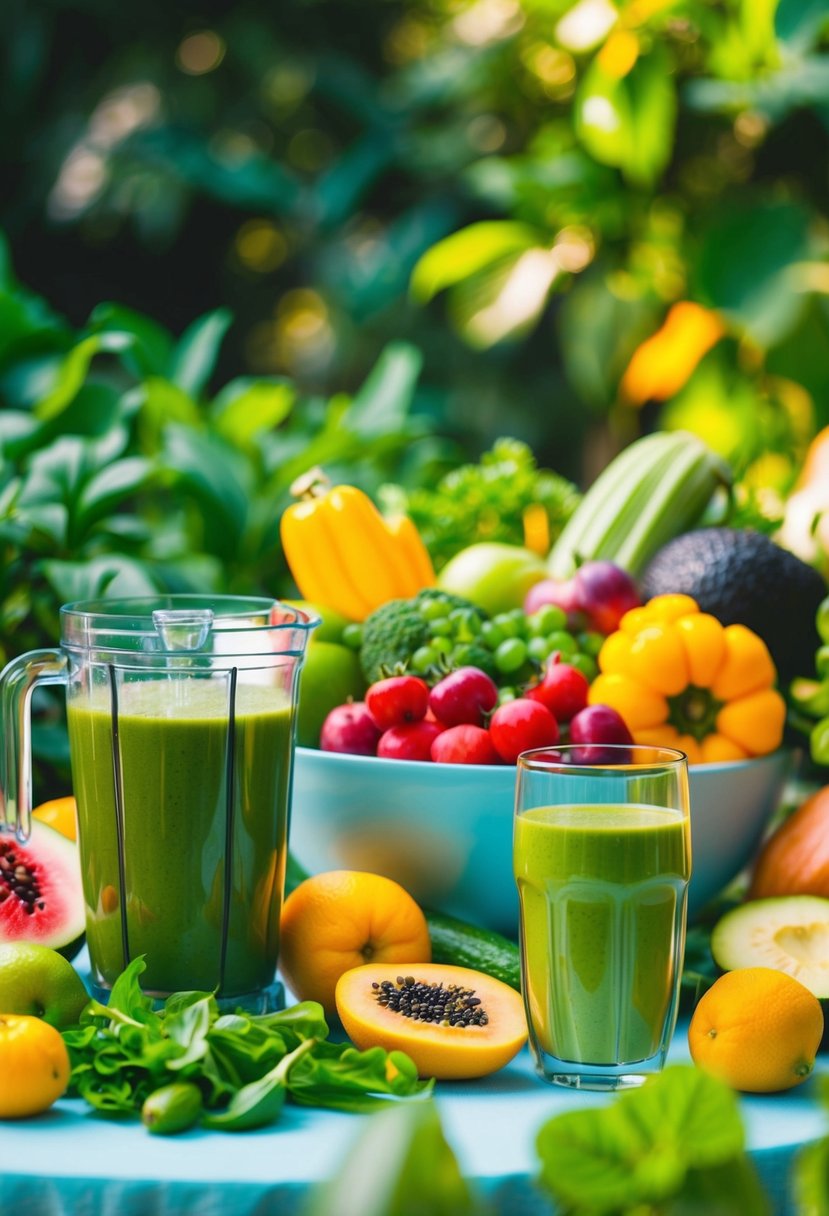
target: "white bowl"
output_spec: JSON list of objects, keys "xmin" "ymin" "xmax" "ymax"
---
[{"xmin": 289, "ymin": 747, "xmax": 791, "ymax": 934}]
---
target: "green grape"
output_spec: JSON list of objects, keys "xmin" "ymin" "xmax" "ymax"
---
[
  {"xmin": 570, "ymin": 653, "xmax": 598, "ymax": 682},
  {"xmin": 577, "ymin": 630, "xmax": 605, "ymax": 658},
  {"xmin": 342, "ymin": 623, "xmax": 363, "ymax": 650},
  {"xmin": 430, "ymin": 617, "xmax": 453, "ymax": 637},
  {"xmin": 546, "ymin": 630, "xmax": 578, "ymax": 657},
  {"xmin": 418, "ymin": 598, "xmax": 450, "ymax": 623},
  {"xmin": 508, "ymin": 607, "xmax": 529, "ymax": 635},
  {"xmin": 431, "ymin": 636, "xmax": 452, "ymax": 657},
  {"xmin": 811, "ymin": 716, "xmax": 829, "ymax": 766},
  {"xmin": 449, "ymin": 608, "xmax": 482, "ymax": 640},
  {"xmin": 528, "ymin": 636, "xmax": 551, "ymax": 663},
  {"xmin": 495, "ymin": 638, "xmax": 528, "ymax": 673},
  {"xmin": 492, "ymin": 613, "xmax": 522, "ymax": 639},
  {"xmin": 450, "ymin": 643, "xmax": 474, "ymax": 667},
  {"xmin": 411, "ymin": 646, "xmax": 436, "ymax": 674},
  {"xmin": 497, "ymin": 686, "xmax": 517, "ymax": 706},
  {"xmin": 481, "ymin": 621, "xmax": 506, "ymax": 649},
  {"xmin": 530, "ymin": 604, "xmax": 567, "ymax": 636}
]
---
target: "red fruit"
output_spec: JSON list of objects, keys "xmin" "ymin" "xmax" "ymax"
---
[
  {"xmin": 366, "ymin": 675, "xmax": 430, "ymax": 730},
  {"xmin": 527, "ymin": 660, "xmax": 589, "ymax": 723},
  {"xmin": 523, "ymin": 578, "xmax": 586, "ymax": 630},
  {"xmin": 320, "ymin": 702, "xmax": 382, "ymax": 756},
  {"xmin": 431, "ymin": 724, "xmax": 500, "ymax": 765},
  {"xmin": 573, "ymin": 561, "xmax": 640, "ymax": 635},
  {"xmin": 488, "ymin": 698, "xmax": 559, "ymax": 765},
  {"xmin": 568, "ymin": 703, "xmax": 633, "ymax": 765},
  {"xmin": 377, "ymin": 719, "xmax": 444, "ymax": 762},
  {"xmin": 429, "ymin": 667, "xmax": 498, "ymax": 727}
]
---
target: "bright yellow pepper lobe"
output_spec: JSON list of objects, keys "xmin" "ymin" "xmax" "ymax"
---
[{"xmin": 592, "ymin": 597, "xmax": 785, "ymax": 765}]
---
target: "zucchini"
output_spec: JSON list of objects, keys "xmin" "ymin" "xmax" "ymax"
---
[{"xmin": 425, "ymin": 908, "xmax": 521, "ymax": 992}]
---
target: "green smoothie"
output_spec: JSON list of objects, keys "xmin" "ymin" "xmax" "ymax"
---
[
  {"xmin": 67, "ymin": 678, "xmax": 294, "ymax": 997},
  {"xmin": 514, "ymin": 803, "xmax": 690, "ymax": 1067}
]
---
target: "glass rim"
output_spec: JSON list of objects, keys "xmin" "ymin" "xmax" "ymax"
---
[
  {"xmin": 58, "ymin": 594, "xmax": 321, "ymax": 634},
  {"xmin": 516, "ymin": 743, "xmax": 688, "ymax": 774}
]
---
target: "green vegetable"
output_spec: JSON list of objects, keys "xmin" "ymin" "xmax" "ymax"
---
[
  {"xmin": 379, "ymin": 438, "xmax": 580, "ymax": 572},
  {"xmin": 142, "ymin": 1081, "xmax": 204, "ymax": 1135},
  {"xmin": 536, "ymin": 1065, "xmax": 769, "ymax": 1215},
  {"xmin": 62, "ymin": 958, "xmax": 431, "ymax": 1131},
  {"xmin": 359, "ymin": 589, "xmax": 482, "ymax": 685},
  {"xmin": 426, "ymin": 909, "xmax": 521, "ymax": 992},
  {"xmin": 790, "ymin": 594, "xmax": 829, "ymax": 767}
]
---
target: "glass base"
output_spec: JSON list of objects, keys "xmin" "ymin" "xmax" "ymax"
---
[
  {"xmin": 531, "ymin": 1045, "xmax": 667, "ymax": 1092},
  {"xmin": 90, "ymin": 977, "xmax": 285, "ymax": 1015}
]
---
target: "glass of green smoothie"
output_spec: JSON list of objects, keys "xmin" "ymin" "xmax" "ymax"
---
[
  {"xmin": 0, "ymin": 595, "xmax": 318, "ymax": 1009},
  {"xmin": 514, "ymin": 744, "xmax": 691, "ymax": 1090}
]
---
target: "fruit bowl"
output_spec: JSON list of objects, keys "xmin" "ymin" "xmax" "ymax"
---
[{"xmin": 289, "ymin": 747, "xmax": 791, "ymax": 934}]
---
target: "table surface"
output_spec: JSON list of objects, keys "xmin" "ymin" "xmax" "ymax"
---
[{"xmin": 2, "ymin": 985, "xmax": 827, "ymax": 1216}]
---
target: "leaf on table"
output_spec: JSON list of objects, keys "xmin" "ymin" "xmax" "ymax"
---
[
  {"xmin": 201, "ymin": 1038, "xmax": 315, "ymax": 1131},
  {"xmin": 307, "ymin": 1099, "xmax": 479, "ymax": 1216},
  {"xmin": 286, "ymin": 1040, "xmax": 433, "ymax": 1113},
  {"xmin": 536, "ymin": 1066, "xmax": 748, "ymax": 1213},
  {"xmin": 164, "ymin": 994, "xmax": 216, "ymax": 1070}
]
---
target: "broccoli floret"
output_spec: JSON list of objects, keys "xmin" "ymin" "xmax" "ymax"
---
[
  {"xmin": 359, "ymin": 590, "xmax": 487, "ymax": 685},
  {"xmin": 359, "ymin": 598, "xmax": 431, "ymax": 685}
]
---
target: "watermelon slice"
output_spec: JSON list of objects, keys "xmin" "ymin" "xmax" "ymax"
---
[{"xmin": 0, "ymin": 821, "xmax": 86, "ymax": 959}]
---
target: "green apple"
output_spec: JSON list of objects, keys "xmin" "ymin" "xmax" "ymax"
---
[
  {"xmin": 437, "ymin": 542, "xmax": 547, "ymax": 615},
  {"xmin": 296, "ymin": 641, "xmax": 366, "ymax": 748},
  {"xmin": 283, "ymin": 599, "xmax": 354, "ymax": 645},
  {"xmin": 0, "ymin": 942, "xmax": 89, "ymax": 1028}
]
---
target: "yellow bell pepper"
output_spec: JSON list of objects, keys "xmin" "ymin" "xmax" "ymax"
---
[
  {"xmin": 588, "ymin": 595, "xmax": 786, "ymax": 765},
  {"xmin": 280, "ymin": 469, "xmax": 435, "ymax": 621}
]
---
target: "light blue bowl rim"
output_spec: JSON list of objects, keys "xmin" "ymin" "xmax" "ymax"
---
[{"xmin": 294, "ymin": 746, "xmax": 791, "ymax": 781}]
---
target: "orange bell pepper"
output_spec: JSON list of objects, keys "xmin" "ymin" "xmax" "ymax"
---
[{"xmin": 588, "ymin": 595, "xmax": 786, "ymax": 765}]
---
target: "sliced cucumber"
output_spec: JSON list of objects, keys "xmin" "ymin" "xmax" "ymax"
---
[{"xmin": 711, "ymin": 895, "xmax": 829, "ymax": 999}]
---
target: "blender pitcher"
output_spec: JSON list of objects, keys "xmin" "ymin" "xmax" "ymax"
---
[{"xmin": 0, "ymin": 595, "xmax": 318, "ymax": 1007}]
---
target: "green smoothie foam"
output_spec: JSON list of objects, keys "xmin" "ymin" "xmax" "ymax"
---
[
  {"xmin": 514, "ymin": 803, "xmax": 690, "ymax": 1067},
  {"xmin": 67, "ymin": 678, "xmax": 293, "ymax": 997}
]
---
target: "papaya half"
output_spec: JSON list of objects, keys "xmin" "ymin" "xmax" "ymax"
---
[
  {"xmin": 749, "ymin": 785, "xmax": 829, "ymax": 901},
  {"xmin": 335, "ymin": 962, "xmax": 527, "ymax": 1080}
]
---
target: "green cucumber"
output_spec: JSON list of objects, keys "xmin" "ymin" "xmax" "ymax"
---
[
  {"xmin": 286, "ymin": 853, "xmax": 522, "ymax": 992},
  {"xmin": 424, "ymin": 908, "xmax": 521, "ymax": 992}
]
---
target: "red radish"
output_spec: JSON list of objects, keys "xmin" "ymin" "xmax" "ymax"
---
[
  {"xmin": 377, "ymin": 720, "xmax": 444, "ymax": 761},
  {"xmin": 569, "ymin": 704, "xmax": 633, "ymax": 765},
  {"xmin": 488, "ymin": 699, "xmax": 559, "ymax": 765},
  {"xmin": 431, "ymin": 724, "xmax": 500, "ymax": 765},
  {"xmin": 429, "ymin": 667, "xmax": 498, "ymax": 727},
  {"xmin": 366, "ymin": 675, "xmax": 429, "ymax": 730},
  {"xmin": 527, "ymin": 659, "xmax": 589, "ymax": 722},
  {"xmin": 320, "ymin": 702, "xmax": 382, "ymax": 756}
]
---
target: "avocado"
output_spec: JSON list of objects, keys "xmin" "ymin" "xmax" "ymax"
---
[
  {"xmin": 711, "ymin": 895, "xmax": 829, "ymax": 998},
  {"xmin": 641, "ymin": 527, "xmax": 827, "ymax": 686}
]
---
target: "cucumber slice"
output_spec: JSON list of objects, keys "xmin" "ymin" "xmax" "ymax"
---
[{"xmin": 711, "ymin": 896, "xmax": 829, "ymax": 999}]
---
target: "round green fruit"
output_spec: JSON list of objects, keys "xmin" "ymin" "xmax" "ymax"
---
[
  {"xmin": 437, "ymin": 543, "xmax": 547, "ymax": 616},
  {"xmin": 283, "ymin": 600, "xmax": 355, "ymax": 645},
  {"xmin": 0, "ymin": 942, "xmax": 89, "ymax": 1028},
  {"xmin": 296, "ymin": 642, "xmax": 366, "ymax": 748}
]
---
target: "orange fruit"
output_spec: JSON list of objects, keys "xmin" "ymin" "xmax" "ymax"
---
[
  {"xmin": 0, "ymin": 1014, "xmax": 70, "ymax": 1118},
  {"xmin": 279, "ymin": 870, "xmax": 431, "ymax": 1016},
  {"xmin": 32, "ymin": 797, "xmax": 78, "ymax": 842},
  {"xmin": 688, "ymin": 966, "xmax": 824, "ymax": 1093}
]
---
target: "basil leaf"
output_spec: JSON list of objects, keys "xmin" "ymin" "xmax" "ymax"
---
[
  {"xmin": 163, "ymin": 990, "xmax": 218, "ymax": 1018},
  {"xmin": 103, "ymin": 957, "xmax": 158, "ymax": 1027},
  {"xmin": 165, "ymin": 994, "xmax": 215, "ymax": 1070},
  {"xmin": 536, "ymin": 1066, "xmax": 751, "ymax": 1214},
  {"xmin": 253, "ymin": 1000, "xmax": 329, "ymax": 1043},
  {"xmin": 202, "ymin": 1039, "xmax": 315, "ymax": 1131},
  {"xmin": 287, "ymin": 1041, "xmax": 432, "ymax": 1113}
]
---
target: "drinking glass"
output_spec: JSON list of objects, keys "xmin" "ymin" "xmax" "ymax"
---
[{"xmin": 514, "ymin": 744, "xmax": 691, "ymax": 1090}]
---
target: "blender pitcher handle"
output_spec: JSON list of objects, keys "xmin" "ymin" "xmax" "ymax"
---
[{"xmin": 0, "ymin": 649, "xmax": 68, "ymax": 842}]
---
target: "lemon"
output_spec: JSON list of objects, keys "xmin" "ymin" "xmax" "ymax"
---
[{"xmin": 0, "ymin": 1014, "xmax": 70, "ymax": 1118}]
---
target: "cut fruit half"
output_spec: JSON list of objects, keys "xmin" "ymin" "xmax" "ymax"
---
[{"xmin": 711, "ymin": 896, "xmax": 829, "ymax": 999}]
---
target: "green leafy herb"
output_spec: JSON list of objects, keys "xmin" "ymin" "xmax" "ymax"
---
[
  {"xmin": 535, "ymin": 1065, "xmax": 769, "ymax": 1216},
  {"xmin": 379, "ymin": 438, "xmax": 580, "ymax": 570},
  {"xmin": 62, "ymin": 958, "xmax": 430, "ymax": 1132}
]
